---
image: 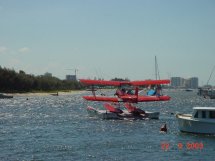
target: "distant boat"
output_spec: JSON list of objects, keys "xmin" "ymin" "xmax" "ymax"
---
[
  {"xmin": 198, "ymin": 65, "xmax": 215, "ymax": 99},
  {"xmin": 198, "ymin": 88, "xmax": 215, "ymax": 99},
  {"xmin": 185, "ymin": 88, "xmax": 193, "ymax": 92},
  {"xmin": 50, "ymin": 92, "xmax": 59, "ymax": 96},
  {"xmin": 176, "ymin": 107, "xmax": 215, "ymax": 134},
  {"xmin": 0, "ymin": 93, "xmax": 13, "ymax": 99}
]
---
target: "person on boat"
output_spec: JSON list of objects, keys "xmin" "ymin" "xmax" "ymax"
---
[
  {"xmin": 146, "ymin": 85, "xmax": 154, "ymax": 96},
  {"xmin": 127, "ymin": 89, "xmax": 134, "ymax": 95},
  {"xmin": 147, "ymin": 88, "xmax": 155, "ymax": 96},
  {"xmin": 115, "ymin": 88, "xmax": 126, "ymax": 97},
  {"xmin": 155, "ymin": 85, "xmax": 162, "ymax": 96},
  {"xmin": 160, "ymin": 123, "xmax": 167, "ymax": 133}
]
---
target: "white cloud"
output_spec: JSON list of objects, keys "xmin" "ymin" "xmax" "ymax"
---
[
  {"xmin": 0, "ymin": 46, "xmax": 8, "ymax": 54},
  {"xmin": 18, "ymin": 47, "xmax": 30, "ymax": 54},
  {"xmin": 0, "ymin": 46, "xmax": 32, "ymax": 56},
  {"xmin": 8, "ymin": 59, "xmax": 21, "ymax": 66}
]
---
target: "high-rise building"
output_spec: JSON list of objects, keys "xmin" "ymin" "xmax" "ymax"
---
[
  {"xmin": 189, "ymin": 77, "xmax": 199, "ymax": 89},
  {"xmin": 171, "ymin": 77, "xmax": 183, "ymax": 87},
  {"xmin": 171, "ymin": 77, "xmax": 199, "ymax": 89}
]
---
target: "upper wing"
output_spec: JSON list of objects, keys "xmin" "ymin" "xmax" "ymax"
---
[
  {"xmin": 131, "ymin": 79, "xmax": 170, "ymax": 86},
  {"xmin": 80, "ymin": 79, "xmax": 170, "ymax": 86}
]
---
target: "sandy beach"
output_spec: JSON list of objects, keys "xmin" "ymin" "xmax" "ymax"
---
[{"xmin": 8, "ymin": 90, "xmax": 85, "ymax": 97}]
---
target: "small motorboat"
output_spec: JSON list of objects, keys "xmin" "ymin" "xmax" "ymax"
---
[
  {"xmin": 160, "ymin": 123, "xmax": 167, "ymax": 133},
  {"xmin": 0, "ymin": 93, "xmax": 13, "ymax": 99},
  {"xmin": 50, "ymin": 92, "xmax": 59, "ymax": 96},
  {"xmin": 176, "ymin": 107, "xmax": 215, "ymax": 134},
  {"xmin": 198, "ymin": 88, "xmax": 215, "ymax": 99}
]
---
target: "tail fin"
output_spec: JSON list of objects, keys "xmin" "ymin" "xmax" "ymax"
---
[
  {"xmin": 103, "ymin": 103, "xmax": 123, "ymax": 113},
  {"xmin": 124, "ymin": 103, "xmax": 137, "ymax": 113},
  {"xmin": 124, "ymin": 103, "xmax": 145, "ymax": 114}
]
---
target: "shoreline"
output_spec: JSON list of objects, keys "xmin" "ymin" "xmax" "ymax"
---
[{"xmin": 6, "ymin": 90, "xmax": 85, "ymax": 97}]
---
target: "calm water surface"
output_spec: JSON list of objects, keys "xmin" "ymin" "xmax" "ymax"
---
[{"xmin": 0, "ymin": 90, "xmax": 215, "ymax": 161}]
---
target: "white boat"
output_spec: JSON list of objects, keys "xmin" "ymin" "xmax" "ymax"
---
[
  {"xmin": 176, "ymin": 107, "xmax": 215, "ymax": 134},
  {"xmin": 50, "ymin": 92, "xmax": 59, "ymax": 96},
  {"xmin": 87, "ymin": 106, "xmax": 159, "ymax": 120},
  {"xmin": 0, "ymin": 93, "xmax": 13, "ymax": 99},
  {"xmin": 198, "ymin": 88, "xmax": 215, "ymax": 99}
]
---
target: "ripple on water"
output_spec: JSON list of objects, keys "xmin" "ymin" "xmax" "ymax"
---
[{"xmin": 0, "ymin": 91, "xmax": 215, "ymax": 161}]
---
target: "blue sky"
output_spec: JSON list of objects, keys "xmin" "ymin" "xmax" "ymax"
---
[{"xmin": 0, "ymin": 0, "xmax": 215, "ymax": 85}]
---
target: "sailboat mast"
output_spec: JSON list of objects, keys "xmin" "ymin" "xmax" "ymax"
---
[
  {"xmin": 155, "ymin": 56, "xmax": 160, "ymax": 80},
  {"xmin": 206, "ymin": 65, "xmax": 215, "ymax": 85},
  {"xmin": 155, "ymin": 56, "xmax": 157, "ymax": 80}
]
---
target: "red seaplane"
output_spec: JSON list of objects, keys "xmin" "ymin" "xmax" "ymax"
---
[{"xmin": 80, "ymin": 79, "xmax": 171, "ymax": 120}]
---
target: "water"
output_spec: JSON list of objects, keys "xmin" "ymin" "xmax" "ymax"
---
[{"xmin": 0, "ymin": 90, "xmax": 215, "ymax": 161}]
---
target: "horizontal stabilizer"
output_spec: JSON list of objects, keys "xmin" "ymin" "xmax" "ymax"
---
[
  {"xmin": 124, "ymin": 103, "xmax": 145, "ymax": 114},
  {"xmin": 83, "ymin": 96, "xmax": 119, "ymax": 102},
  {"xmin": 103, "ymin": 103, "xmax": 123, "ymax": 113}
]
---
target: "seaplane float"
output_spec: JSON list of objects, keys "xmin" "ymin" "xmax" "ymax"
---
[{"xmin": 80, "ymin": 79, "xmax": 171, "ymax": 120}]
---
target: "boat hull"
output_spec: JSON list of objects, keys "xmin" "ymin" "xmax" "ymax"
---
[
  {"xmin": 176, "ymin": 114, "xmax": 215, "ymax": 134},
  {"xmin": 87, "ymin": 106, "xmax": 159, "ymax": 120},
  {"xmin": 0, "ymin": 94, "xmax": 13, "ymax": 99}
]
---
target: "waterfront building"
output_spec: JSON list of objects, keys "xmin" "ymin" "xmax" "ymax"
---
[
  {"xmin": 171, "ymin": 77, "xmax": 184, "ymax": 88},
  {"xmin": 186, "ymin": 77, "xmax": 199, "ymax": 89},
  {"xmin": 171, "ymin": 77, "xmax": 199, "ymax": 89}
]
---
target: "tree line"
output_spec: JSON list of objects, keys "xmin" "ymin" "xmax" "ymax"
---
[{"xmin": 0, "ymin": 66, "xmax": 83, "ymax": 93}]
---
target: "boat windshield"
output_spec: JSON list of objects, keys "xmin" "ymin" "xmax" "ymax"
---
[
  {"xmin": 209, "ymin": 111, "xmax": 215, "ymax": 119},
  {"xmin": 202, "ymin": 111, "xmax": 206, "ymax": 118},
  {"xmin": 194, "ymin": 111, "xmax": 198, "ymax": 118}
]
